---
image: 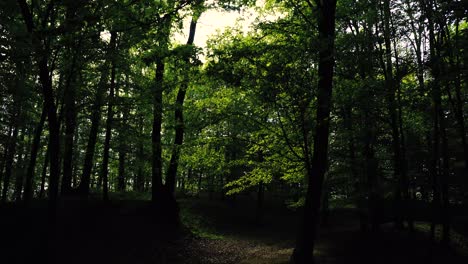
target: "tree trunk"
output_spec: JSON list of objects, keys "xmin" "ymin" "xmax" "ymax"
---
[
  {"xmin": 0, "ymin": 125, "xmax": 12, "ymax": 193},
  {"xmin": 165, "ymin": 16, "xmax": 199, "ymax": 195},
  {"xmin": 24, "ymin": 105, "xmax": 47, "ymax": 203},
  {"xmin": 61, "ymin": 46, "xmax": 80, "ymax": 195},
  {"xmin": 450, "ymin": 20, "xmax": 468, "ymax": 193},
  {"xmin": 1, "ymin": 117, "xmax": 20, "ymax": 203},
  {"xmin": 424, "ymin": 0, "xmax": 445, "ymax": 242},
  {"xmin": 1, "ymin": 62, "xmax": 23, "ymax": 203},
  {"xmin": 39, "ymin": 146, "xmax": 50, "ymax": 199},
  {"xmin": 79, "ymin": 64, "xmax": 109, "ymax": 195},
  {"xmin": 14, "ymin": 128, "xmax": 29, "ymax": 202},
  {"xmin": 256, "ymin": 181, "xmax": 264, "ymax": 225},
  {"xmin": 117, "ymin": 149, "xmax": 126, "ymax": 192},
  {"xmin": 100, "ymin": 31, "xmax": 117, "ymax": 200},
  {"xmin": 17, "ymin": 0, "xmax": 61, "ymax": 211},
  {"xmin": 136, "ymin": 115, "xmax": 145, "ymax": 192},
  {"xmin": 152, "ymin": 56, "xmax": 165, "ymax": 201},
  {"xmin": 291, "ymin": 1, "xmax": 336, "ymax": 263},
  {"xmin": 382, "ymin": 0, "xmax": 405, "ymax": 229}
]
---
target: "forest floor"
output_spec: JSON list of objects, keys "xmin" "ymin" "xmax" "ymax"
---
[
  {"xmin": 1, "ymin": 196, "xmax": 468, "ymax": 264},
  {"xmin": 177, "ymin": 197, "xmax": 468, "ymax": 264}
]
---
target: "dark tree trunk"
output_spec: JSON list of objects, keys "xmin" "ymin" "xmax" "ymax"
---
[
  {"xmin": 117, "ymin": 149, "xmax": 126, "ymax": 192},
  {"xmin": 14, "ymin": 128, "xmax": 30, "ymax": 202},
  {"xmin": 17, "ymin": 0, "xmax": 61, "ymax": 211},
  {"xmin": 439, "ymin": 90, "xmax": 450, "ymax": 246},
  {"xmin": 1, "ymin": 116, "xmax": 20, "ymax": 203},
  {"xmin": 136, "ymin": 115, "xmax": 145, "ymax": 192},
  {"xmin": 61, "ymin": 47, "xmax": 80, "ymax": 195},
  {"xmin": 391, "ymin": 16, "xmax": 413, "ymax": 230},
  {"xmin": 382, "ymin": 0, "xmax": 405, "ymax": 229},
  {"xmin": 79, "ymin": 64, "xmax": 109, "ymax": 196},
  {"xmin": 197, "ymin": 171, "xmax": 202, "ymax": 196},
  {"xmin": 152, "ymin": 57, "xmax": 165, "ymax": 200},
  {"xmin": 0, "ymin": 125, "xmax": 12, "ymax": 193},
  {"xmin": 165, "ymin": 17, "xmax": 199, "ymax": 195},
  {"xmin": 164, "ymin": 80, "xmax": 187, "ymax": 194},
  {"xmin": 1, "ymin": 61, "xmax": 24, "ymax": 203},
  {"xmin": 343, "ymin": 106, "xmax": 364, "ymax": 227},
  {"xmin": 450, "ymin": 20, "xmax": 468, "ymax": 193},
  {"xmin": 100, "ymin": 31, "xmax": 117, "ymax": 200},
  {"xmin": 363, "ymin": 110, "xmax": 380, "ymax": 232},
  {"xmin": 291, "ymin": 1, "xmax": 336, "ymax": 263},
  {"xmin": 256, "ymin": 181, "xmax": 264, "ymax": 225},
  {"xmin": 42, "ymin": 62, "xmax": 61, "ymax": 209},
  {"xmin": 24, "ymin": 105, "xmax": 47, "ymax": 203},
  {"xmin": 424, "ymin": 0, "xmax": 445, "ymax": 242},
  {"xmin": 39, "ymin": 147, "xmax": 50, "ymax": 199}
]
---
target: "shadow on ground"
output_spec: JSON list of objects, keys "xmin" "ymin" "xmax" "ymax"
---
[{"xmin": 1, "ymin": 197, "xmax": 467, "ymax": 264}]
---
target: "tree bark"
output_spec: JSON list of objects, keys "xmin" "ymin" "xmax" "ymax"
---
[
  {"xmin": 424, "ymin": 0, "xmax": 448, "ymax": 243},
  {"xmin": 136, "ymin": 115, "xmax": 145, "ymax": 192},
  {"xmin": 23, "ymin": 105, "xmax": 47, "ymax": 203},
  {"xmin": 117, "ymin": 146, "xmax": 126, "ymax": 192},
  {"xmin": 381, "ymin": 0, "xmax": 405, "ymax": 229},
  {"xmin": 39, "ymin": 146, "xmax": 50, "ymax": 199},
  {"xmin": 61, "ymin": 46, "xmax": 81, "ymax": 195},
  {"xmin": 1, "ymin": 113, "xmax": 20, "ymax": 203},
  {"xmin": 100, "ymin": 31, "xmax": 118, "ymax": 200},
  {"xmin": 152, "ymin": 58, "xmax": 165, "ymax": 200},
  {"xmin": 17, "ymin": 0, "xmax": 61, "ymax": 211},
  {"xmin": 165, "ymin": 17, "xmax": 199, "ymax": 194},
  {"xmin": 78, "ymin": 65, "xmax": 109, "ymax": 196},
  {"xmin": 291, "ymin": 1, "xmax": 336, "ymax": 263},
  {"xmin": 1, "ymin": 60, "xmax": 24, "ymax": 203}
]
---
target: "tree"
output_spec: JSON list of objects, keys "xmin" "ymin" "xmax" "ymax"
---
[{"xmin": 291, "ymin": 0, "xmax": 336, "ymax": 263}]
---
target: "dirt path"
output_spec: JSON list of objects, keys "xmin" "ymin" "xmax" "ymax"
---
[{"xmin": 178, "ymin": 199, "xmax": 468, "ymax": 264}]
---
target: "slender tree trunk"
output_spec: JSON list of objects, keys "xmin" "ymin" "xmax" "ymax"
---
[
  {"xmin": 391, "ymin": 18, "xmax": 412, "ymax": 230},
  {"xmin": 136, "ymin": 115, "xmax": 145, "ymax": 192},
  {"xmin": 382, "ymin": 0, "xmax": 405, "ymax": 229},
  {"xmin": 17, "ymin": 0, "xmax": 61, "ymax": 212},
  {"xmin": 363, "ymin": 110, "xmax": 380, "ymax": 231},
  {"xmin": 24, "ymin": 105, "xmax": 47, "ymax": 203},
  {"xmin": 291, "ymin": 1, "xmax": 336, "ymax": 263},
  {"xmin": 424, "ymin": 0, "xmax": 443, "ymax": 242},
  {"xmin": 1, "ymin": 118, "xmax": 20, "ymax": 203},
  {"xmin": 14, "ymin": 128, "xmax": 29, "ymax": 202},
  {"xmin": 152, "ymin": 57, "xmax": 165, "ymax": 200},
  {"xmin": 166, "ymin": 17, "xmax": 199, "ymax": 194},
  {"xmin": 439, "ymin": 90, "xmax": 450, "ymax": 246},
  {"xmin": 197, "ymin": 171, "xmax": 202, "ymax": 197},
  {"xmin": 100, "ymin": 31, "xmax": 117, "ymax": 200},
  {"xmin": 1, "ymin": 63, "xmax": 23, "ymax": 203},
  {"xmin": 0, "ymin": 125, "xmax": 12, "ymax": 193},
  {"xmin": 256, "ymin": 181, "xmax": 264, "ymax": 225},
  {"xmin": 39, "ymin": 147, "xmax": 50, "ymax": 199},
  {"xmin": 450, "ymin": 20, "xmax": 468, "ymax": 191},
  {"xmin": 61, "ymin": 47, "xmax": 80, "ymax": 195},
  {"xmin": 117, "ymin": 148, "xmax": 126, "ymax": 192},
  {"xmin": 78, "ymin": 64, "xmax": 109, "ymax": 195},
  {"xmin": 343, "ymin": 106, "xmax": 364, "ymax": 227}
]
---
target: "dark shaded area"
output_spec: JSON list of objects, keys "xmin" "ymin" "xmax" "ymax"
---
[{"xmin": 2, "ymin": 198, "xmax": 466, "ymax": 264}]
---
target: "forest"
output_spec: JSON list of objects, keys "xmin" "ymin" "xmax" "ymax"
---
[{"xmin": 0, "ymin": 0, "xmax": 467, "ymax": 263}]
